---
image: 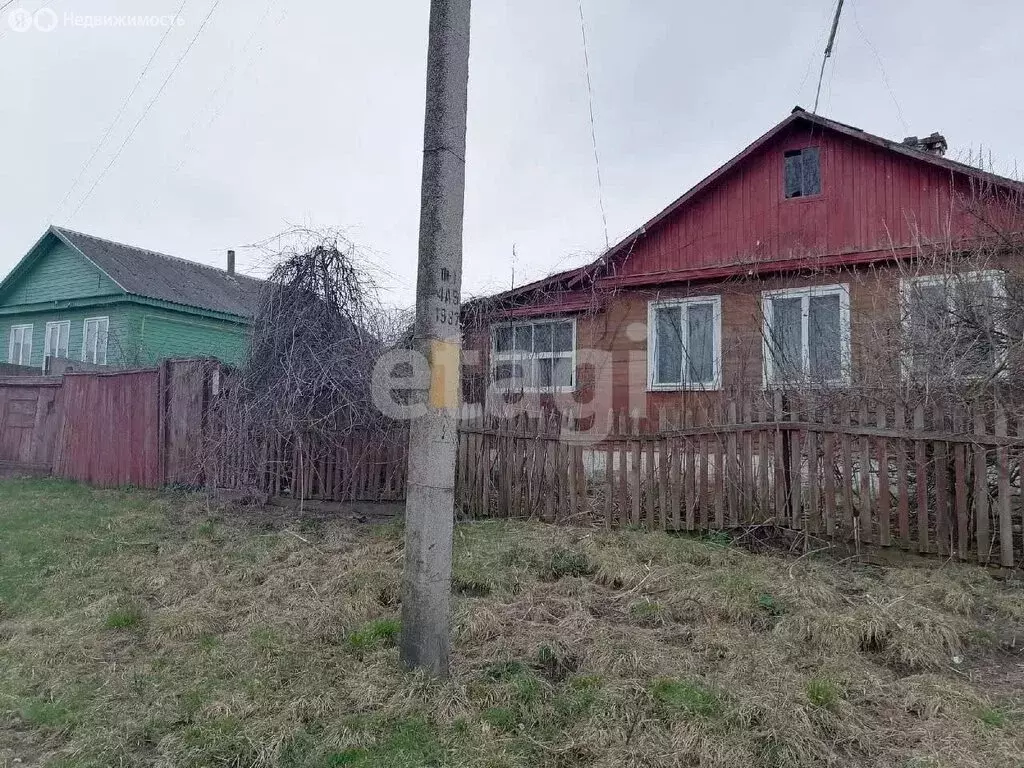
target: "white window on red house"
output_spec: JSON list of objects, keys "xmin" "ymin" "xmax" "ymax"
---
[
  {"xmin": 762, "ymin": 284, "xmax": 850, "ymax": 386},
  {"xmin": 784, "ymin": 147, "xmax": 821, "ymax": 199},
  {"xmin": 82, "ymin": 316, "xmax": 109, "ymax": 365},
  {"xmin": 901, "ymin": 271, "xmax": 1005, "ymax": 379},
  {"xmin": 648, "ymin": 297, "xmax": 722, "ymax": 390},
  {"xmin": 491, "ymin": 318, "xmax": 575, "ymax": 391},
  {"xmin": 44, "ymin": 321, "xmax": 70, "ymax": 364},
  {"xmin": 7, "ymin": 324, "xmax": 32, "ymax": 366}
]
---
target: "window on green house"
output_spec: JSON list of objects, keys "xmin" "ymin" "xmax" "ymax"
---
[
  {"xmin": 82, "ymin": 317, "xmax": 109, "ymax": 365},
  {"xmin": 7, "ymin": 324, "xmax": 32, "ymax": 366},
  {"xmin": 45, "ymin": 321, "xmax": 70, "ymax": 364}
]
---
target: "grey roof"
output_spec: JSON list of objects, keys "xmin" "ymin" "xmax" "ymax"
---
[{"xmin": 52, "ymin": 226, "xmax": 264, "ymax": 318}]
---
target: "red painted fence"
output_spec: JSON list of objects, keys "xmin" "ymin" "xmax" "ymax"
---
[
  {"xmin": 0, "ymin": 359, "xmax": 407, "ymax": 500},
  {"xmin": 52, "ymin": 368, "xmax": 163, "ymax": 488}
]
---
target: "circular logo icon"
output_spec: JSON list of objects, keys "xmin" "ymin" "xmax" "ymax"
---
[
  {"xmin": 33, "ymin": 7, "xmax": 58, "ymax": 31},
  {"xmin": 8, "ymin": 7, "xmax": 33, "ymax": 32}
]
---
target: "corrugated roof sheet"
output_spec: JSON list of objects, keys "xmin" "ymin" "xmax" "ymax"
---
[{"xmin": 52, "ymin": 227, "xmax": 263, "ymax": 318}]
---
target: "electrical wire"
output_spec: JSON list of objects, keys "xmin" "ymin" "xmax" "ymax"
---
[
  {"xmin": 51, "ymin": 0, "xmax": 188, "ymax": 221},
  {"xmin": 851, "ymin": 0, "xmax": 910, "ymax": 134},
  {"xmin": 577, "ymin": 0, "xmax": 609, "ymax": 249},
  {"xmin": 68, "ymin": 0, "xmax": 223, "ymax": 220},
  {"xmin": 132, "ymin": 0, "xmax": 281, "ymax": 225}
]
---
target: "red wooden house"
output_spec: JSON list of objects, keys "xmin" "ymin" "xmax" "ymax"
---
[{"xmin": 462, "ymin": 107, "xmax": 1024, "ymax": 419}]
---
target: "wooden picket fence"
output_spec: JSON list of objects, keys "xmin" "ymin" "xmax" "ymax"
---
[
  {"xmin": 456, "ymin": 391, "xmax": 1024, "ymax": 566},
  {"xmin": 160, "ymin": 359, "xmax": 409, "ymax": 502}
]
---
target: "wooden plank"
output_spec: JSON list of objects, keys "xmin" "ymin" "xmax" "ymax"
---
[
  {"xmin": 714, "ymin": 425, "xmax": 726, "ymax": 530},
  {"xmin": 952, "ymin": 408, "xmax": 969, "ymax": 561},
  {"xmin": 974, "ymin": 411, "xmax": 990, "ymax": 564},
  {"xmin": 740, "ymin": 394, "xmax": 754, "ymax": 526},
  {"xmin": 773, "ymin": 391, "xmax": 787, "ymax": 524},
  {"xmin": 604, "ymin": 411, "xmax": 614, "ymax": 528},
  {"xmin": 1018, "ymin": 416, "xmax": 1024, "ymax": 566},
  {"xmin": 684, "ymin": 409, "xmax": 696, "ymax": 530},
  {"xmin": 657, "ymin": 408, "xmax": 668, "ymax": 529},
  {"xmin": 576, "ymin": 441, "xmax": 589, "ymax": 520},
  {"xmin": 995, "ymin": 404, "xmax": 1012, "ymax": 567},
  {"xmin": 875, "ymin": 404, "xmax": 891, "ymax": 547},
  {"xmin": 788, "ymin": 397, "xmax": 802, "ymax": 530},
  {"xmin": 481, "ymin": 428, "xmax": 491, "ymax": 518},
  {"xmin": 567, "ymin": 423, "xmax": 578, "ymax": 523},
  {"xmin": 822, "ymin": 405, "xmax": 836, "ymax": 538},
  {"xmin": 933, "ymin": 405, "xmax": 951, "ymax": 557},
  {"xmin": 858, "ymin": 401, "xmax": 873, "ymax": 544},
  {"xmin": 726, "ymin": 396, "xmax": 740, "ymax": 527},
  {"xmin": 914, "ymin": 404, "xmax": 929, "ymax": 554},
  {"xmin": 698, "ymin": 409, "xmax": 710, "ymax": 529},
  {"xmin": 630, "ymin": 412, "xmax": 642, "ymax": 525},
  {"xmin": 805, "ymin": 399, "xmax": 819, "ymax": 535},
  {"xmin": 548, "ymin": 419, "xmax": 560, "ymax": 522},
  {"xmin": 644, "ymin": 426, "xmax": 656, "ymax": 529},
  {"xmin": 618, "ymin": 410, "xmax": 629, "ymax": 528},
  {"xmin": 670, "ymin": 432, "xmax": 682, "ymax": 531},
  {"xmin": 894, "ymin": 403, "xmax": 910, "ymax": 547},
  {"xmin": 756, "ymin": 396, "xmax": 769, "ymax": 522}
]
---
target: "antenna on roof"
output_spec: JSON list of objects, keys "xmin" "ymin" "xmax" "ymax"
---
[{"xmin": 813, "ymin": 0, "xmax": 845, "ymax": 114}]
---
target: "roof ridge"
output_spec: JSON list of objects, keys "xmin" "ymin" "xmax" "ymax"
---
[{"xmin": 52, "ymin": 225, "xmax": 263, "ymax": 283}]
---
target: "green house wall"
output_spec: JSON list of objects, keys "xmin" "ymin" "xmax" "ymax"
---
[
  {"xmin": 1, "ymin": 235, "xmax": 251, "ymax": 369},
  {"xmin": 0, "ymin": 239, "xmax": 121, "ymax": 304}
]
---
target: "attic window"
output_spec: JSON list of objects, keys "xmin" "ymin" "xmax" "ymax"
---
[{"xmin": 784, "ymin": 147, "xmax": 821, "ymax": 199}]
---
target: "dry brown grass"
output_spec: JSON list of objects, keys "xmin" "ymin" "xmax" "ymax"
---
[{"xmin": 1, "ymin": 479, "xmax": 1023, "ymax": 767}]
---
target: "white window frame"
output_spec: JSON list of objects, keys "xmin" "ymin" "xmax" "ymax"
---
[
  {"xmin": 899, "ymin": 270, "xmax": 1007, "ymax": 380},
  {"xmin": 647, "ymin": 296, "xmax": 723, "ymax": 391},
  {"xmin": 490, "ymin": 317, "xmax": 576, "ymax": 393},
  {"xmin": 44, "ymin": 320, "xmax": 71, "ymax": 366},
  {"xmin": 761, "ymin": 283, "xmax": 851, "ymax": 387},
  {"xmin": 7, "ymin": 324, "xmax": 33, "ymax": 366},
  {"xmin": 81, "ymin": 316, "xmax": 109, "ymax": 365}
]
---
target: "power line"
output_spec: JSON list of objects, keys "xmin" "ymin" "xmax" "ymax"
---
[
  {"xmin": 577, "ymin": 0, "xmax": 609, "ymax": 249},
  {"xmin": 68, "ymin": 0, "xmax": 223, "ymax": 220},
  {"xmin": 851, "ymin": 0, "xmax": 909, "ymax": 134},
  {"xmin": 133, "ymin": 0, "xmax": 281, "ymax": 225},
  {"xmin": 813, "ymin": 0, "xmax": 845, "ymax": 114},
  {"xmin": 51, "ymin": 0, "xmax": 188, "ymax": 221}
]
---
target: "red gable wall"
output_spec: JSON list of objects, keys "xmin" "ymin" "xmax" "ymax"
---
[{"xmin": 611, "ymin": 122, "xmax": 977, "ymax": 281}]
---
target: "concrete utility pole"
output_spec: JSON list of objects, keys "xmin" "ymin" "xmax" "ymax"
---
[{"xmin": 399, "ymin": 0, "xmax": 472, "ymax": 677}]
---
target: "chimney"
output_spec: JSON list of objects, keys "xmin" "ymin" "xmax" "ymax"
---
[
  {"xmin": 226, "ymin": 249, "xmax": 235, "ymax": 276},
  {"xmin": 902, "ymin": 132, "xmax": 948, "ymax": 157}
]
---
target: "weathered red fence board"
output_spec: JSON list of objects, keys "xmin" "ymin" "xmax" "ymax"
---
[
  {"xmin": 0, "ymin": 376, "xmax": 63, "ymax": 471},
  {"xmin": 53, "ymin": 369, "xmax": 162, "ymax": 488}
]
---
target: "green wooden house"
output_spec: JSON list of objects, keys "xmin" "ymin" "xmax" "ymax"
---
[{"xmin": 0, "ymin": 226, "xmax": 263, "ymax": 370}]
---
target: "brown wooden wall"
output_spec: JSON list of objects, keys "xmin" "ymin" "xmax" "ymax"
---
[{"xmin": 463, "ymin": 262, "xmax": 911, "ymax": 417}]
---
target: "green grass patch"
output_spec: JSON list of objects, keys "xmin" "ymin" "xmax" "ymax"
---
[
  {"xmin": 628, "ymin": 598, "xmax": 665, "ymax": 625},
  {"xmin": 346, "ymin": 618, "xmax": 401, "ymax": 654},
  {"xmin": 977, "ymin": 706, "xmax": 1011, "ymax": 728},
  {"xmin": 651, "ymin": 678, "xmax": 723, "ymax": 719},
  {"xmin": 539, "ymin": 546, "xmax": 594, "ymax": 580},
  {"xmin": 104, "ymin": 604, "xmax": 145, "ymax": 630},
  {"xmin": 805, "ymin": 677, "xmax": 842, "ymax": 710}
]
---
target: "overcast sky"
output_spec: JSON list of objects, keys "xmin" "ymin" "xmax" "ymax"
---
[{"xmin": 1, "ymin": 0, "xmax": 1022, "ymax": 307}]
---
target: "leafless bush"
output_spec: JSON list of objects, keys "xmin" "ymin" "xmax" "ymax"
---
[{"xmin": 207, "ymin": 227, "xmax": 411, "ymax": 500}]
